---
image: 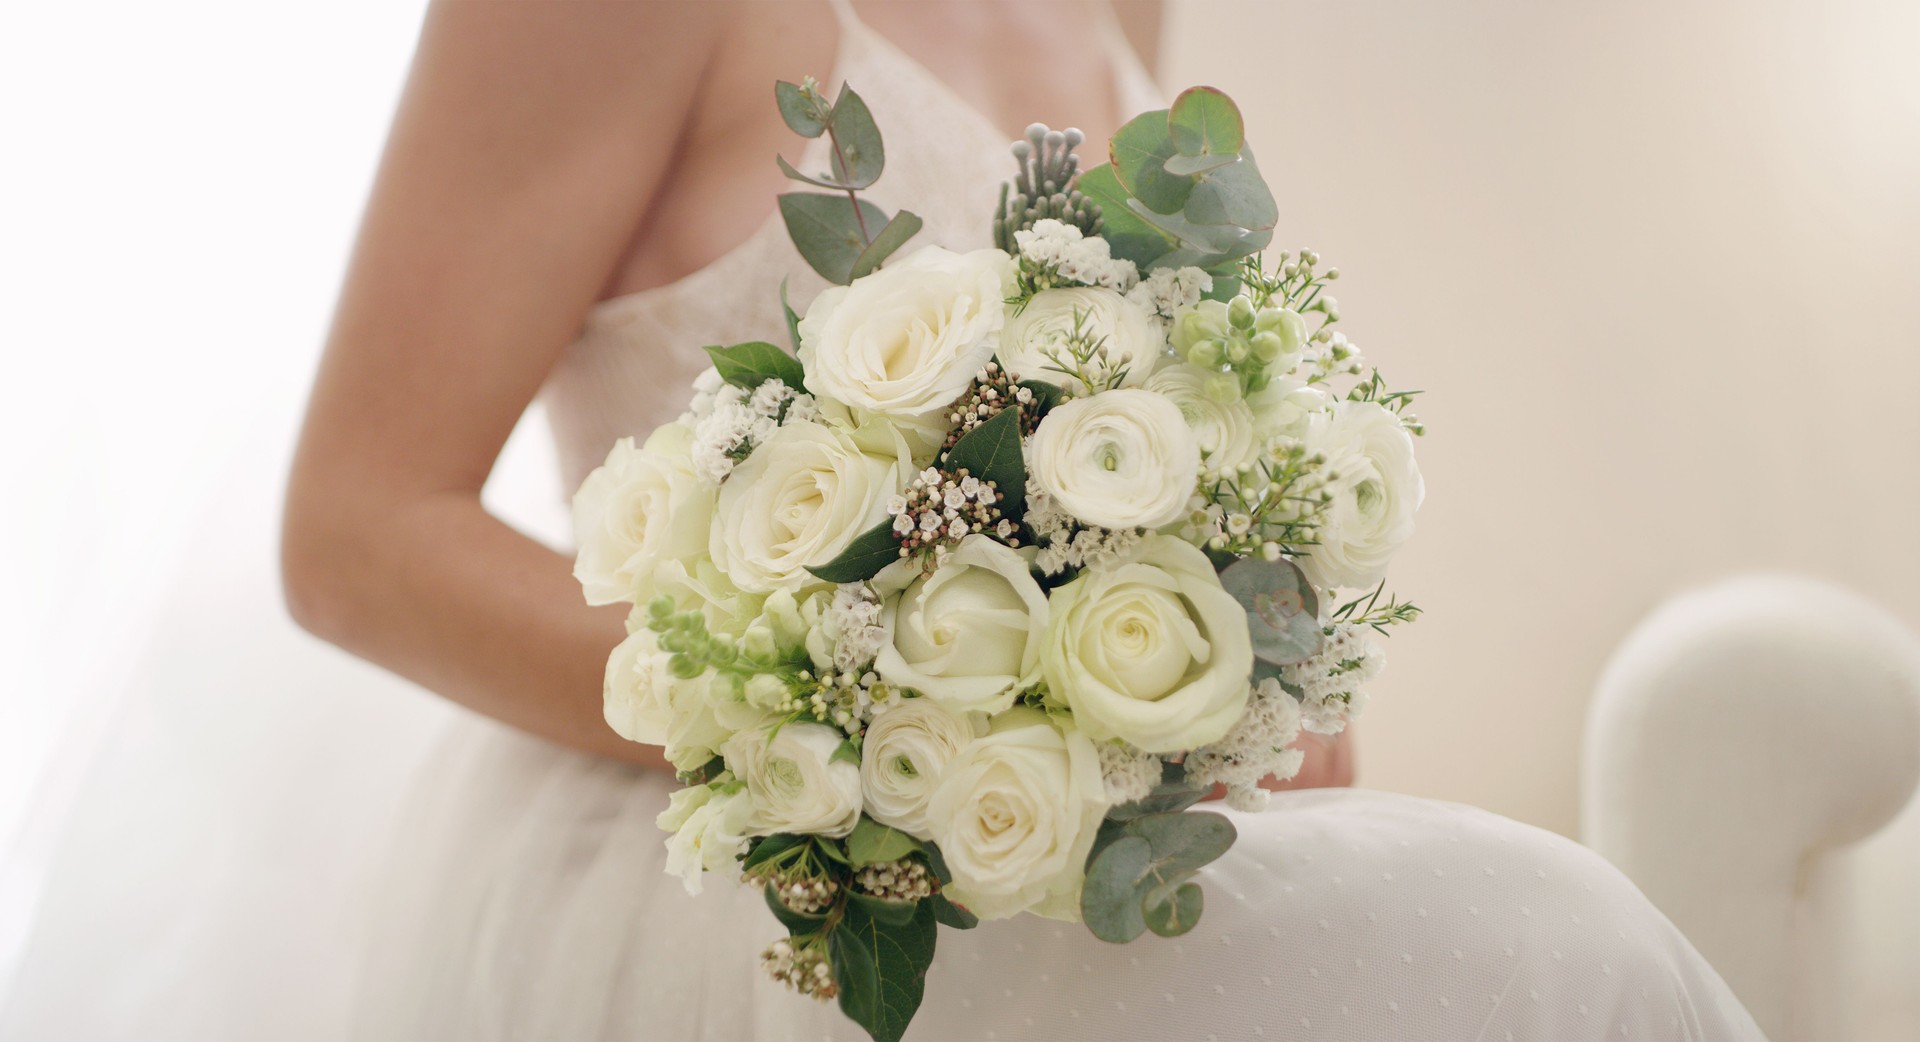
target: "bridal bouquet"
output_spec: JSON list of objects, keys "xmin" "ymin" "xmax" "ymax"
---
[{"xmin": 573, "ymin": 79, "xmax": 1424, "ymax": 1041}]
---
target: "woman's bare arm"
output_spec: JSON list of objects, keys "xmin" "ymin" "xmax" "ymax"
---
[{"xmin": 282, "ymin": 2, "xmax": 724, "ymax": 766}]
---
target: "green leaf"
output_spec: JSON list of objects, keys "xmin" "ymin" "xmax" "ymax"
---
[
  {"xmin": 1080, "ymin": 834, "xmax": 1152, "ymax": 942},
  {"xmin": 942, "ymin": 407, "xmax": 1026, "ymax": 519},
  {"xmin": 1075, "ymin": 163, "xmax": 1176, "ymax": 270},
  {"xmin": 847, "ymin": 817, "xmax": 922, "ymax": 868},
  {"xmin": 921, "ymin": 842, "xmax": 954, "ymax": 886},
  {"xmin": 1124, "ymin": 810, "xmax": 1238, "ymax": 876},
  {"xmin": 704, "ymin": 341, "xmax": 807, "ymax": 393},
  {"xmin": 775, "ymin": 80, "xmax": 828, "ymax": 138},
  {"xmin": 764, "ymin": 884, "xmax": 829, "ymax": 935},
  {"xmin": 929, "ymin": 893, "xmax": 978, "ymax": 930},
  {"xmin": 779, "ymin": 192, "xmax": 890, "ymax": 285},
  {"xmin": 1168, "ymin": 86, "xmax": 1245, "ymax": 157},
  {"xmin": 1219, "ymin": 557, "xmax": 1323, "ymax": 666},
  {"xmin": 743, "ymin": 832, "xmax": 808, "ymax": 871},
  {"xmin": 848, "ymin": 891, "xmax": 920, "ymax": 927},
  {"xmin": 1163, "ymin": 152, "xmax": 1238, "ymax": 177},
  {"xmin": 1182, "ymin": 145, "xmax": 1279, "ymax": 234},
  {"xmin": 848, "ymin": 210, "xmax": 923, "ymax": 280},
  {"xmin": 1142, "ymin": 881, "xmax": 1204, "ymax": 938},
  {"xmin": 825, "ymin": 84, "xmax": 885, "ymax": 189},
  {"xmin": 1016, "ymin": 378, "xmax": 1062, "ymax": 418},
  {"xmin": 807, "ymin": 519, "xmax": 903, "ymax": 584},
  {"xmin": 780, "ymin": 278, "xmax": 803, "ymax": 353},
  {"xmin": 830, "ymin": 897, "xmax": 937, "ymax": 1042},
  {"xmin": 1108, "ymin": 109, "xmax": 1192, "ymax": 215},
  {"xmin": 831, "ymin": 738, "xmax": 863, "ymax": 767},
  {"xmin": 776, "ymin": 153, "xmax": 862, "ymax": 191}
]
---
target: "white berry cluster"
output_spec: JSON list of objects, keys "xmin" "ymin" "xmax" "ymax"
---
[
  {"xmin": 749, "ymin": 871, "xmax": 840, "ymax": 916},
  {"xmin": 1184, "ymin": 677, "xmax": 1307, "ymax": 812},
  {"xmin": 684, "ymin": 372, "xmax": 818, "ymax": 484},
  {"xmin": 760, "ymin": 938, "xmax": 837, "ymax": 1001},
  {"xmin": 1096, "ymin": 740, "xmax": 1165, "ymax": 805},
  {"xmin": 852, "ymin": 858, "xmax": 935, "ymax": 903},
  {"xmin": 940, "ymin": 362, "xmax": 1042, "ymax": 449},
  {"xmin": 1027, "ymin": 479, "xmax": 1143, "ymax": 576},
  {"xmin": 888, "ymin": 467, "xmax": 1016, "ymax": 564},
  {"xmin": 1280, "ymin": 622, "xmax": 1384, "ymax": 735},
  {"xmin": 784, "ymin": 666, "xmax": 898, "ymax": 735},
  {"xmin": 1014, "ymin": 218, "xmax": 1138, "ymax": 292}
]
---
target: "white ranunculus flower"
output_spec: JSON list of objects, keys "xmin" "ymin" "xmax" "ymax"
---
[
  {"xmin": 1299, "ymin": 400, "xmax": 1424, "ymax": 590},
  {"xmin": 723, "ymin": 721, "xmax": 863, "ymax": 838},
  {"xmin": 1246, "ymin": 377, "xmax": 1333, "ymax": 446},
  {"xmin": 603, "ymin": 626, "xmax": 733, "ymax": 772},
  {"xmin": 798, "ymin": 245, "xmax": 1015, "ymax": 422},
  {"xmin": 1041, "ymin": 535, "xmax": 1254, "ymax": 753},
  {"xmin": 711, "ymin": 420, "xmax": 910, "ymax": 593},
  {"xmin": 1027, "ymin": 388, "xmax": 1201, "ymax": 531},
  {"xmin": 873, "ymin": 536, "xmax": 1048, "ymax": 714},
  {"xmin": 1144, "ymin": 363, "xmax": 1258, "ymax": 471},
  {"xmin": 658, "ymin": 785, "xmax": 752, "ymax": 895},
  {"xmin": 572, "ymin": 423, "xmax": 716, "ymax": 606},
  {"xmin": 925, "ymin": 708, "xmax": 1108, "ymax": 921},
  {"xmin": 858, "ymin": 697, "xmax": 985, "ymax": 840},
  {"xmin": 997, "ymin": 286, "xmax": 1161, "ymax": 393}
]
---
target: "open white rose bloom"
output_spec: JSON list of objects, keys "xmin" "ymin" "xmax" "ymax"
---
[{"xmin": 568, "ymin": 81, "xmax": 1425, "ymax": 1042}]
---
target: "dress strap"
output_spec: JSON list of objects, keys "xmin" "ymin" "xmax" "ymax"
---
[{"xmin": 824, "ymin": 0, "xmax": 861, "ymax": 30}]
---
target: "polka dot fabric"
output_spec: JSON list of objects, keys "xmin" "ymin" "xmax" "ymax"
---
[{"xmin": 840, "ymin": 789, "xmax": 1764, "ymax": 1042}]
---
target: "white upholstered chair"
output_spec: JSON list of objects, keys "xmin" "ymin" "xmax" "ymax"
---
[{"xmin": 1583, "ymin": 575, "xmax": 1920, "ymax": 1042}]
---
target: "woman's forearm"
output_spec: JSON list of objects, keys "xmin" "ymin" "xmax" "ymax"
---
[{"xmin": 283, "ymin": 487, "xmax": 666, "ymax": 769}]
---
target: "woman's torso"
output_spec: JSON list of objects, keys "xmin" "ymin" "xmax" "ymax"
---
[{"xmin": 540, "ymin": 0, "xmax": 1163, "ymax": 493}]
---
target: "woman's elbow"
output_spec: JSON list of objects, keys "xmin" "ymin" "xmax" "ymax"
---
[{"xmin": 279, "ymin": 491, "xmax": 365, "ymax": 646}]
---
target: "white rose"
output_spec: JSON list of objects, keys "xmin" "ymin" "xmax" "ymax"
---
[
  {"xmin": 711, "ymin": 420, "xmax": 910, "ymax": 593},
  {"xmin": 872, "ymin": 536, "xmax": 1048, "ymax": 714},
  {"xmin": 797, "ymin": 245, "xmax": 1014, "ymax": 422},
  {"xmin": 859, "ymin": 697, "xmax": 985, "ymax": 840},
  {"xmin": 1246, "ymin": 377, "xmax": 1333, "ymax": 446},
  {"xmin": 1041, "ymin": 535, "xmax": 1254, "ymax": 753},
  {"xmin": 572, "ymin": 423, "xmax": 716, "ymax": 606},
  {"xmin": 997, "ymin": 287, "xmax": 1162, "ymax": 393},
  {"xmin": 603, "ymin": 624, "xmax": 739, "ymax": 772},
  {"xmin": 925, "ymin": 708, "xmax": 1108, "ymax": 921},
  {"xmin": 723, "ymin": 721, "xmax": 863, "ymax": 838},
  {"xmin": 1027, "ymin": 388, "xmax": 1201, "ymax": 531},
  {"xmin": 658, "ymin": 785, "xmax": 751, "ymax": 895},
  {"xmin": 1298, "ymin": 400, "xmax": 1424, "ymax": 590},
  {"xmin": 1143, "ymin": 363, "xmax": 1258, "ymax": 471}
]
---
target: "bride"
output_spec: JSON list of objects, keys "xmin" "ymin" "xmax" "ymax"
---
[{"xmin": 6, "ymin": 3, "xmax": 1762, "ymax": 1040}]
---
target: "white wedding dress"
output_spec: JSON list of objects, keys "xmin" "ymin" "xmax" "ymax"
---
[{"xmin": 2, "ymin": 4, "xmax": 1764, "ymax": 1041}]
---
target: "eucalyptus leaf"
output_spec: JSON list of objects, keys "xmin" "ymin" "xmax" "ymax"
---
[
  {"xmin": 1123, "ymin": 810, "xmax": 1238, "ymax": 876},
  {"xmin": 779, "ymin": 192, "xmax": 890, "ymax": 285},
  {"xmin": 1074, "ymin": 164, "xmax": 1176, "ymax": 269},
  {"xmin": 1108, "ymin": 109, "xmax": 1192, "ymax": 215},
  {"xmin": 831, "ymin": 898, "xmax": 937, "ymax": 1042},
  {"xmin": 1163, "ymin": 152, "xmax": 1239, "ymax": 177},
  {"xmin": 776, "ymin": 153, "xmax": 861, "ymax": 191},
  {"xmin": 704, "ymin": 341, "xmax": 807, "ymax": 393},
  {"xmin": 848, "ymin": 210, "xmax": 923, "ymax": 280},
  {"xmin": 807, "ymin": 519, "xmax": 903, "ymax": 584},
  {"xmin": 1182, "ymin": 145, "xmax": 1279, "ymax": 233},
  {"xmin": 1142, "ymin": 881, "xmax": 1204, "ymax": 938},
  {"xmin": 780, "ymin": 278, "xmax": 803, "ymax": 353},
  {"xmin": 825, "ymin": 84, "xmax": 885, "ymax": 189},
  {"xmin": 775, "ymin": 80, "xmax": 827, "ymax": 138},
  {"xmin": 942, "ymin": 407, "xmax": 1025, "ymax": 519},
  {"xmin": 1168, "ymin": 86, "xmax": 1245, "ymax": 157},
  {"xmin": 1219, "ymin": 557, "xmax": 1323, "ymax": 666},
  {"xmin": 1080, "ymin": 834, "xmax": 1153, "ymax": 943},
  {"xmin": 848, "ymin": 817, "xmax": 922, "ymax": 868}
]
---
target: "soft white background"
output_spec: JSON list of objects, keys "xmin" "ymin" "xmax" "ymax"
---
[{"xmin": 3, "ymin": 0, "xmax": 1917, "ymax": 1024}]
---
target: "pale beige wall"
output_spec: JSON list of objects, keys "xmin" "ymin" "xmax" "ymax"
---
[{"xmin": 1164, "ymin": 0, "xmax": 1920, "ymax": 835}]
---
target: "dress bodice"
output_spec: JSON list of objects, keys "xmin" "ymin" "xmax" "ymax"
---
[{"xmin": 539, "ymin": 0, "xmax": 1163, "ymax": 494}]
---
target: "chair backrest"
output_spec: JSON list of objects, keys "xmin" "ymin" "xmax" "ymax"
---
[{"xmin": 1583, "ymin": 574, "xmax": 1920, "ymax": 1042}]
